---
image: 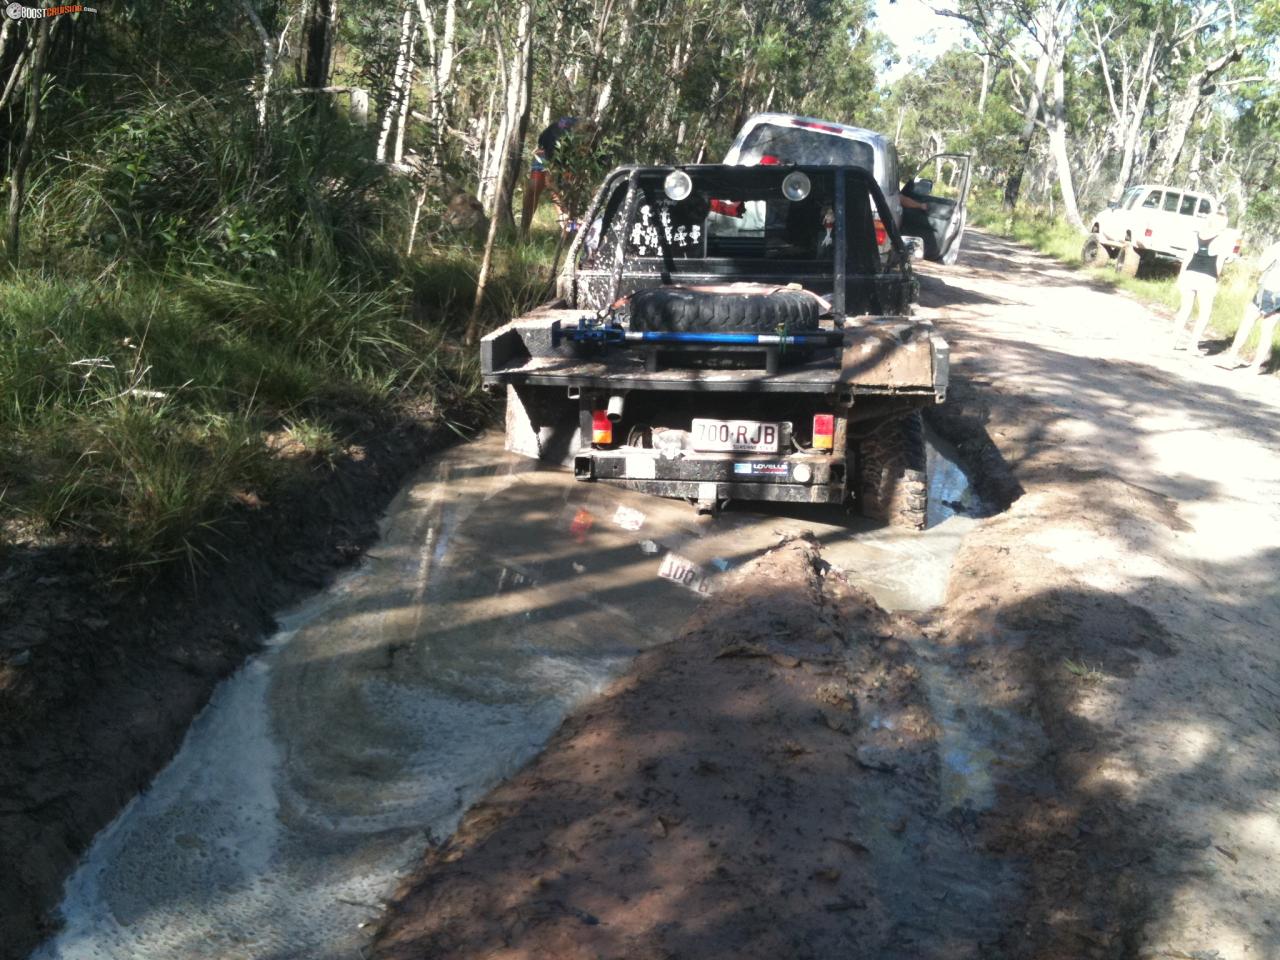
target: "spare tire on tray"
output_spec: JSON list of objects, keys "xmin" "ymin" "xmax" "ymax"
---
[{"xmin": 627, "ymin": 284, "xmax": 821, "ymax": 333}]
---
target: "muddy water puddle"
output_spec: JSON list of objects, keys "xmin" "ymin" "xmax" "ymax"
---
[{"xmin": 35, "ymin": 433, "xmax": 982, "ymax": 960}]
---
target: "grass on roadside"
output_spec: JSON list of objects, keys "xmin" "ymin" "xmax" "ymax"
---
[
  {"xmin": 969, "ymin": 193, "xmax": 1276, "ymax": 366},
  {"xmin": 1, "ymin": 86, "xmax": 568, "ymax": 574},
  {"xmin": 1063, "ymin": 658, "xmax": 1106, "ymax": 685},
  {"xmin": 2, "ymin": 230, "xmax": 558, "ymax": 573}
]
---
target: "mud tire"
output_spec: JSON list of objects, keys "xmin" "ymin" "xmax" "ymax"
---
[
  {"xmin": 1081, "ymin": 234, "xmax": 1110, "ymax": 267},
  {"xmin": 1115, "ymin": 242, "xmax": 1142, "ymax": 278},
  {"xmin": 628, "ymin": 285, "xmax": 820, "ymax": 334},
  {"xmin": 857, "ymin": 412, "xmax": 928, "ymax": 530}
]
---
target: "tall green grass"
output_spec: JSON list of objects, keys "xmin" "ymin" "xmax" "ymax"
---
[
  {"xmin": 969, "ymin": 192, "xmax": 1275, "ymax": 366},
  {"xmin": 1, "ymin": 91, "xmax": 557, "ymax": 571}
]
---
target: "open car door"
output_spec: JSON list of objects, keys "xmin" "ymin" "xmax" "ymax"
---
[{"xmin": 901, "ymin": 153, "xmax": 972, "ymax": 265}]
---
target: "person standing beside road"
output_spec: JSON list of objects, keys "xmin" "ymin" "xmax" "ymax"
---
[
  {"xmin": 1172, "ymin": 208, "xmax": 1232, "ymax": 354},
  {"xmin": 1215, "ymin": 239, "xmax": 1280, "ymax": 373},
  {"xmin": 519, "ymin": 116, "xmax": 578, "ymax": 238}
]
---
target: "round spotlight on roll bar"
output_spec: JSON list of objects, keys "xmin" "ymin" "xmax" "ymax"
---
[
  {"xmin": 663, "ymin": 170, "xmax": 693, "ymax": 202},
  {"xmin": 781, "ymin": 171, "xmax": 811, "ymax": 201}
]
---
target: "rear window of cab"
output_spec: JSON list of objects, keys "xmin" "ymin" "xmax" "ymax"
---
[
  {"xmin": 738, "ymin": 123, "xmax": 875, "ymax": 171},
  {"xmin": 1138, "ymin": 189, "xmax": 1210, "ymax": 216}
]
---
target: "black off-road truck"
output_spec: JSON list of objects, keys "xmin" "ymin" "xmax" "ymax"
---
[{"xmin": 480, "ymin": 163, "xmax": 948, "ymax": 528}]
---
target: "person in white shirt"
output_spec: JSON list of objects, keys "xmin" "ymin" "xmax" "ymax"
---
[{"xmin": 1216, "ymin": 239, "xmax": 1280, "ymax": 373}]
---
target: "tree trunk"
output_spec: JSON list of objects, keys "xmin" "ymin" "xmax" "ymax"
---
[
  {"xmin": 479, "ymin": 29, "xmax": 511, "ymax": 213},
  {"xmin": 1111, "ymin": 32, "xmax": 1157, "ymax": 197},
  {"xmin": 660, "ymin": 32, "xmax": 692, "ymax": 141},
  {"xmin": 376, "ymin": 5, "xmax": 414, "ymax": 163},
  {"xmin": 417, "ymin": 0, "xmax": 455, "ymax": 166},
  {"xmin": 0, "ymin": 41, "xmax": 30, "ymax": 113},
  {"xmin": 592, "ymin": 0, "xmax": 637, "ymax": 122},
  {"xmin": 1003, "ymin": 53, "xmax": 1050, "ymax": 210},
  {"xmin": 1045, "ymin": 51, "xmax": 1084, "ymax": 229},
  {"xmin": 302, "ymin": 0, "xmax": 338, "ymax": 89},
  {"xmin": 467, "ymin": 0, "xmax": 534, "ymax": 345},
  {"xmin": 581, "ymin": 0, "xmax": 617, "ymax": 116},
  {"xmin": 1152, "ymin": 46, "xmax": 1242, "ymax": 182},
  {"xmin": 0, "ymin": 17, "xmax": 14, "ymax": 66},
  {"xmin": 393, "ymin": 19, "xmax": 418, "ymax": 164},
  {"xmin": 476, "ymin": 82, "xmax": 496, "ymax": 193},
  {"xmin": 978, "ymin": 52, "xmax": 990, "ymax": 114},
  {"xmin": 376, "ymin": 6, "xmax": 414, "ymax": 163},
  {"xmin": 3, "ymin": 16, "xmax": 50, "ymax": 267},
  {"xmin": 239, "ymin": 0, "xmax": 276, "ymax": 129}
]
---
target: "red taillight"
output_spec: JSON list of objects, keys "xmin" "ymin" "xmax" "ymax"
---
[
  {"xmin": 759, "ymin": 154, "xmax": 781, "ymax": 166},
  {"xmin": 591, "ymin": 410, "xmax": 612, "ymax": 445},
  {"xmin": 1144, "ymin": 228, "xmax": 1153, "ymax": 238},
  {"xmin": 710, "ymin": 199, "xmax": 744, "ymax": 218},
  {"xmin": 794, "ymin": 120, "xmax": 844, "ymax": 134},
  {"xmin": 874, "ymin": 218, "xmax": 887, "ymax": 246},
  {"xmin": 1233, "ymin": 241, "xmax": 1241, "ymax": 255},
  {"xmin": 812, "ymin": 414, "xmax": 835, "ymax": 451}
]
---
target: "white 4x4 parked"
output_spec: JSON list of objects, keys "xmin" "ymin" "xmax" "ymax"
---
[{"xmin": 1082, "ymin": 184, "xmax": 1238, "ymax": 277}]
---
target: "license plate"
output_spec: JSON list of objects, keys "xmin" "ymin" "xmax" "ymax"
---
[
  {"xmin": 658, "ymin": 552, "xmax": 712, "ymax": 595},
  {"xmin": 691, "ymin": 418, "xmax": 784, "ymax": 453}
]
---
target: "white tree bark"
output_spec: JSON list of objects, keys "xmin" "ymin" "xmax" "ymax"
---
[
  {"xmin": 476, "ymin": 81, "xmax": 497, "ymax": 198},
  {"xmin": 393, "ymin": 20, "xmax": 418, "ymax": 164},
  {"xmin": 1152, "ymin": 46, "xmax": 1242, "ymax": 182},
  {"xmin": 0, "ymin": 40, "xmax": 30, "ymax": 113},
  {"xmin": 479, "ymin": 29, "xmax": 511, "ymax": 212},
  {"xmin": 240, "ymin": 0, "xmax": 276, "ymax": 128},
  {"xmin": 593, "ymin": 0, "xmax": 637, "ymax": 121},
  {"xmin": 468, "ymin": 0, "xmax": 534, "ymax": 344},
  {"xmin": 1114, "ymin": 32, "xmax": 1157, "ymax": 196},
  {"xmin": 376, "ymin": 5, "xmax": 415, "ymax": 163},
  {"xmin": 417, "ymin": 0, "xmax": 456, "ymax": 164},
  {"xmin": 978, "ymin": 52, "xmax": 990, "ymax": 114},
  {"xmin": 1045, "ymin": 50, "xmax": 1084, "ymax": 229},
  {"xmin": 1003, "ymin": 50, "xmax": 1050, "ymax": 208}
]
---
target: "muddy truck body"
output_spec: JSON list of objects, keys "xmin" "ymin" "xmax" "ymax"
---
[{"xmin": 481, "ymin": 164, "xmax": 948, "ymax": 527}]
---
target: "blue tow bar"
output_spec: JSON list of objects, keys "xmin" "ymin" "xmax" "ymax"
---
[{"xmin": 554, "ymin": 318, "xmax": 841, "ymax": 349}]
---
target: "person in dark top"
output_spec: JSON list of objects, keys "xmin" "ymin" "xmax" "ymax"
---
[
  {"xmin": 1172, "ymin": 209, "xmax": 1232, "ymax": 354},
  {"xmin": 520, "ymin": 117, "xmax": 579, "ymax": 237}
]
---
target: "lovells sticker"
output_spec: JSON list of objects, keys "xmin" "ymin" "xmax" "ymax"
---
[{"xmin": 733, "ymin": 462, "xmax": 789, "ymax": 476}]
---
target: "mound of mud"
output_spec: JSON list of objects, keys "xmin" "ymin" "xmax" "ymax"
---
[{"xmin": 372, "ymin": 538, "xmax": 1024, "ymax": 960}]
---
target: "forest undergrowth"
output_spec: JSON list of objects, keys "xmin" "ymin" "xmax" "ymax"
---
[{"xmin": 1, "ymin": 93, "xmax": 556, "ymax": 572}]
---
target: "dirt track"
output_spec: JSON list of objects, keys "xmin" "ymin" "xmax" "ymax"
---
[
  {"xmin": 373, "ymin": 231, "xmax": 1280, "ymax": 959},
  {"xmin": 13, "ymin": 231, "xmax": 1280, "ymax": 959},
  {"xmin": 917, "ymin": 232, "xmax": 1280, "ymax": 956}
]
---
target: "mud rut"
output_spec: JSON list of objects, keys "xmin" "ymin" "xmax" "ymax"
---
[
  {"xmin": 28, "ymin": 432, "xmax": 984, "ymax": 960},
  {"xmin": 23, "ymin": 230, "xmax": 1280, "ymax": 960}
]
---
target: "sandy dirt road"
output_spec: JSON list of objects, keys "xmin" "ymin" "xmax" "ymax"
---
[
  {"xmin": 30, "ymin": 438, "xmax": 973, "ymax": 959},
  {"xmin": 374, "ymin": 231, "xmax": 1280, "ymax": 959},
  {"xmin": 913, "ymin": 231, "xmax": 1280, "ymax": 957},
  {"xmin": 25, "ymin": 230, "xmax": 1279, "ymax": 959}
]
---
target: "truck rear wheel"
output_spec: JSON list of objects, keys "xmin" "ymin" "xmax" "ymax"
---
[
  {"xmin": 1115, "ymin": 242, "xmax": 1142, "ymax": 278},
  {"xmin": 857, "ymin": 412, "xmax": 928, "ymax": 530},
  {"xmin": 628, "ymin": 285, "xmax": 820, "ymax": 333}
]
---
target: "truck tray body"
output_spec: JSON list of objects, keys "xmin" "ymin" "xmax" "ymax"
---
[{"xmin": 481, "ymin": 307, "xmax": 947, "ymax": 507}]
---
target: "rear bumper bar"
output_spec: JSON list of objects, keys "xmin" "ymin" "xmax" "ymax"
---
[
  {"xmin": 579, "ymin": 476, "xmax": 846, "ymax": 504},
  {"xmin": 573, "ymin": 449, "xmax": 847, "ymax": 504}
]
